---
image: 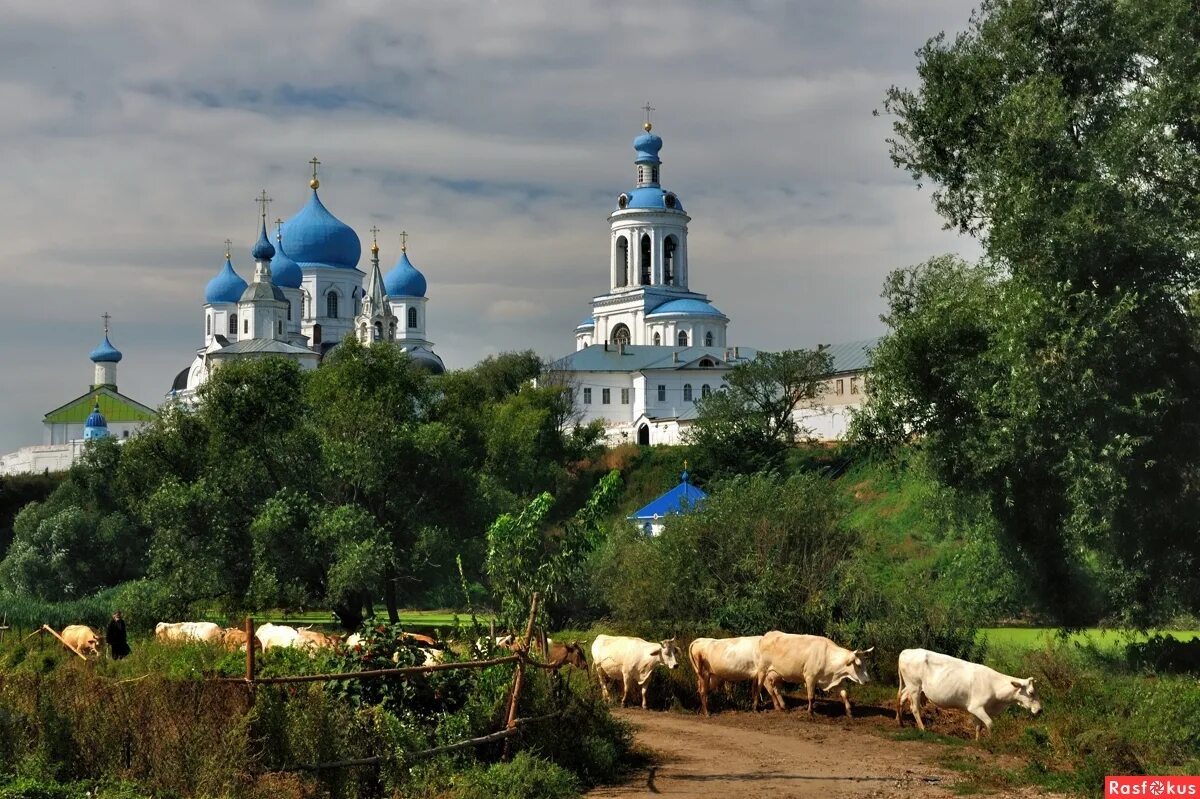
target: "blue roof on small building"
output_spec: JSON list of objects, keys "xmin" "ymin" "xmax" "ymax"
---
[
  {"xmin": 629, "ymin": 472, "xmax": 708, "ymax": 521},
  {"xmin": 576, "ymin": 316, "xmax": 595, "ymax": 329},
  {"xmin": 84, "ymin": 400, "xmax": 107, "ymax": 429},
  {"xmin": 647, "ymin": 298, "xmax": 724, "ymax": 318},
  {"xmin": 618, "ymin": 187, "xmax": 684, "ymax": 212}
]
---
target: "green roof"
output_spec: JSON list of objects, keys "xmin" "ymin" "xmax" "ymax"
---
[{"xmin": 43, "ymin": 387, "xmax": 158, "ymax": 425}]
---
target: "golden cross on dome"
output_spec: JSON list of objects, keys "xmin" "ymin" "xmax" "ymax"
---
[
  {"xmin": 399, "ymin": 230, "xmax": 408, "ymax": 253},
  {"xmin": 642, "ymin": 102, "xmax": 656, "ymax": 131},
  {"xmin": 255, "ymin": 189, "xmax": 272, "ymax": 221},
  {"xmin": 275, "ymin": 217, "xmax": 284, "ymax": 240},
  {"xmin": 309, "ymin": 156, "xmax": 321, "ymax": 189},
  {"xmin": 224, "ymin": 239, "xmax": 233, "ymax": 258},
  {"xmin": 101, "ymin": 312, "xmax": 111, "ymax": 335},
  {"xmin": 369, "ymin": 225, "xmax": 381, "ymax": 254}
]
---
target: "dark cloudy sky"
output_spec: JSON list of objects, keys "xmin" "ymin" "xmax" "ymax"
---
[{"xmin": 0, "ymin": 0, "xmax": 980, "ymax": 452}]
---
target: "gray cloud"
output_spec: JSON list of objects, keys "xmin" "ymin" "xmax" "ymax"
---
[{"xmin": 0, "ymin": 0, "xmax": 979, "ymax": 451}]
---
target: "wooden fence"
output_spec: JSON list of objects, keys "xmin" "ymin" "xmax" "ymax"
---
[{"xmin": 234, "ymin": 592, "xmax": 556, "ymax": 772}]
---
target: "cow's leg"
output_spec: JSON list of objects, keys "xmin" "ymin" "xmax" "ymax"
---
[
  {"xmin": 698, "ymin": 667, "xmax": 710, "ymax": 717},
  {"xmin": 640, "ymin": 678, "xmax": 650, "ymax": 711},
  {"xmin": 805, "ymin": 677, "xmax": 816, "ymax": 716},
  {"xmin": 620, "ymin": 674, "xmax": 630, "ymax": 707},
  {"xmin": 597, "ymin": 671, "xmax": 611, "ymax": 704},
  {"xmin": 751, "ymin": 674, "xmax": 762, "ymax": 712},
  {"xmin": 968, "ymin": 706, "xmax": 993, "ymax": 740},
  {"xmin": 911, "ymin": 688, "xmax": 926, "ymax": 731},
  {"xmin": 840, "ymin": 687, "xmax": 852, "ymax": 718},
  {"xmin": 764, "ymin": 671, "xmax": 785, "ymax": 711}
]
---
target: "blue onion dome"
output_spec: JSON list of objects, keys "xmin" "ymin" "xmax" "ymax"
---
[
  {"xmin": 271, "ymin": 237, "xmax": 303, "ymax": 289},
  {"xmin": 279, "ymin": 190, "xmax": 361, "ymax": 270},
  {"xmin": 85, "ymin": 400, "xmax": 107, "ymax": 429},
  {"xmin": 89, "ymin": 334, "xmax": 123, "ymax": 363},
  {"xmin": 206, "ymin": 257, "xmax": 248, "ymax": 304},
  {"xmin": 634, "ymin": 128, "xmax": 663, "ymax": 164},
  {"xmin": 646, "ymin": 298, "xmax": 725, "ymax": 317},
  {"xmin": 251, "ymin": 219, "xmax": 276, "ymax": 261},
  {"xmin": 383, "ymin": 252, "xmax": 427, "ymax": 297}
]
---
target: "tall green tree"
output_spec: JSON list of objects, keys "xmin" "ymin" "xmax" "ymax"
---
[
  {"xmin": 686, "ymin": 349, "xmax": 833, "ymax": 478},
  {"xmin": 867, "ymin": 0, "xmax": 1200, "ymax": 623}
]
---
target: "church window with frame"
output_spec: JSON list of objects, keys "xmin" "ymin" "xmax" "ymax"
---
[
  {"xmin": 704, "ymin": 331, "xmax": 713, "ymax": 347},
  {"xmin": 244, "ymin": 319, "xmax": 249, "ymax": 334},
  {"xmin": 228, "ymin": 314, "xmax": 237, "ymax": 336},
  {"xmin": 683, "ymin": 383, "xmax": 693, "ymax": 402},
  {"xmin": 602, "ymin": 388, "xmax": 611, "ymax": 404},
  {"xmin": 610, "ymin": 324, "xmax": 631, "ymax": 347},
  {"xmin": 701, "ymin": 384, "xmax": 711, "ymax": 398},
  {"xmin": 664, "ymin": 236, "xmax": 677, "ymax": 285},
  {"xmin": 621, "ymin": 388, "xmax": 630, "ymax": 404},
  {"xmin": 615, "ymin": 236, "xmax": 629, "ymax": 287},
  {"xmin": 653, "ymin": 332, "xmax": 661, "ymax": 346},
  {"xmin": 657, "ymin": 384, "xmax": 666, "ymax": 402},
  {"xmin": 408, "ymin": 307, "xmax": 418, "ymax": 329},
  {"xmin": 327, "ymin": 292, "xmax": 339, "ymax": 319},
  {"xmin": 836, "ymin": 379, "xmax": 844, "ymax": 396},
  {"xmin": 850, "ymin": 376, "xmax": 860, "ymax": 395},
  {"xmin": 583, "ymin": 388, "xmax": 592, "ymax": 404},
  {"xmin": 277, "ymin": 320, "xmax": 283, "ymax": 335},
  {"xmin": 206, "ymin": 315, "xmax": 211, "ymax": 336},
  {"xmin": 677, "ymin": 331, "xmax": 688, "ymax": 347},
  {"xmin": 640, "ymin": 234, "xmax": 651, "ymax": 285},
  {"xmin": 287, "ymin": 302, "xmax": 292, "ymax": 321}
]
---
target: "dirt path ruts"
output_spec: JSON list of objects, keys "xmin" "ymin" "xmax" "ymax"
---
[{"xmin": 587, "ymin": 708, "xmax": 1039, "ymax": 799}]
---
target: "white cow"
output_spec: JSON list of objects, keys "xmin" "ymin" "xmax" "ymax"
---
[
  {"xmin": 60, "ymin": 624, "xmax": 101, "ymax": 658},
  {"xmin": 897, "ymin": 648, "xmax": 1043, "ymax": 739},
  {"xmin": 591, "ymin": 635, "xmax": 681, "ymax": 710},
  {"xmin": 756, "ymin": 632, "xmax": 873, "ymax": 717},
  {"xmin": 155, "ymin": 621, "xmax": 223, "ymax": 644},
  {"xmin": 254, "ymin": 622, "xmax": 302, "ymax": 651},
  {"xmin": 688, "ymin": 635, "xmax": 764, "ymax": 716}
]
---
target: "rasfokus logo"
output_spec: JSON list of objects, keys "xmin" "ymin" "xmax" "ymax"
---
[{"xmin": 1107, "ymin": 777, "xmax": 1200, "ymax": 797}]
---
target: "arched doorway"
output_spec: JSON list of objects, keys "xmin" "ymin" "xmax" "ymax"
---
[{"xmin": 637, "ymin": 424, "xmax": 650, "ymax": 446}]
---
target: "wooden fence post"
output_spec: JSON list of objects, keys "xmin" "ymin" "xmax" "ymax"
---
[
  {"xmin": 244, "ymin": 616, "xmax": 255, "ymax": 684},
  {"xmin": 502, "ymin": 592, "xmax": 540, "ymax": 760}
]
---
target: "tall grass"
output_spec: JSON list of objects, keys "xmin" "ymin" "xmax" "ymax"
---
[{"xmin": 0, "ymin": 589, "xmax": 121, "ymax": 632}]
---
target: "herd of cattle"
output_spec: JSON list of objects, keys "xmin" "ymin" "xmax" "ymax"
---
[{"xmin": 52, "ymin": 624, "xmax": 1042, "ymax": 740}]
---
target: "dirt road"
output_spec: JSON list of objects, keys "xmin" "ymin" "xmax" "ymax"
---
[{"xmin": 587, "ymin": 708, "xmax": 1038, "ymax": 799}]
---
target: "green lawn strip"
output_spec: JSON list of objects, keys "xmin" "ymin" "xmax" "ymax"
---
[{"xmin": 980, "ymin": 627, "xmax": 1200, "ymax": 653}]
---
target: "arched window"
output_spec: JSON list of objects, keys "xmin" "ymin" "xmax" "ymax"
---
[
  {"xmin": 408, "ymin": 307, "xmax": 418, "ymax": 329},
  {"xmin": 206, "ymin": 315, "xmax": 211, "ymax": 336},
  {"xmin": 699, "ymin": 358, "xmax": 716, "ymax": 367},
  {"xmin": 677, "ymin": 330, "xmax": 688, "ymax": 347},
  {"xmin": 683, "ymin": 383, "xmax": 693, "ymax": 402},
  {"xmin": 243, "ymin": 318, "xmax": 249, "ymax": 334},
  {"xmin": 611, "ymin": 324, "xmax": 631, "ymax": 346},
  {"xmin": 374, "ymin": 321, "xmax": 383, "ymax": 341},
  {"xmin": 704, "ymin": 331, "xmax": 713, "ymax": 347},
  {"xmin": 640, "ymin": 234, "xmax": 651, "ymax": 285},
  {"xmin": 615, "ymin": 236, "xmax": 629, "ymax": 287},
  {"xmin": 701, "ymin": 384, "xmax": 711, "ymax": 398},
  {"xmin": 664, "ymin": 236, "xmax": 677, "ymax": 285},
  {"xmin": 653, "ymin": 332, "xmax": 661, "ymax": 346},
  {"xmin": 228, "ymin": 313, "xmax": 237, "ymax": 335},
  {"xmin": 327, "ymin": 292, "xmax": 339, "ymax": 318}
]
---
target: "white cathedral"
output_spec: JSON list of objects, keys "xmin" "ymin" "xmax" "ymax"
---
[
  {"xmin": 547, "ymin": 119, "xmax": 875, "ymax": 446},
  {"xmin": 171, "ymin": 165, "xmax": 443, "ymax": 398}
]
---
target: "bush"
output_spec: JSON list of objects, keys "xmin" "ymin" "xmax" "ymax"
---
[
  {"xmin": 593, "ymin": 472, "xmax": 853, "ymax": 634},
  {"xmin": 451, "ymin": 752, "xmax": 580, "ymax": 799},
  {"xmin": 1125, "ymin": 635, "xmax": 1200, "ymax": 675}
]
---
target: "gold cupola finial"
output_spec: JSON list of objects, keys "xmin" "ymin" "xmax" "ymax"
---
[
  {"xmin": 642, "ymin": 101, "xmax": 655, "ymax": 132},
  {"xmin": 309, "ymin": 156, "xmax": 321, "ymax": 190},
  {"xmin": 224, "ymin": 238, "xmax": 233, "ymax": 259},
  {"xmin": 274, "ymin": 217, "xmax": 284, "ymax": 241},
  {"xmin": 369, "ymin": 225, "xmax": 380, "ymax": 255},
  {"xmin": 399, "ymin": 230, "xmax": 408, "ymax": 253}
]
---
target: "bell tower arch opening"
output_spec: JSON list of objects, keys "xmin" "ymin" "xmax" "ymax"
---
[{"xmin": 640, "ymin": 234, "xmax": 652, "ymax": 285}]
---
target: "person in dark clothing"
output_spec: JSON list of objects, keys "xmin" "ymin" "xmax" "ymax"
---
[{"xmin": 106, "ymin": 611, "xmax": 130, "ymax": 660}]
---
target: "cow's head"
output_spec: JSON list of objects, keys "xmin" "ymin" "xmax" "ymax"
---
[
  {"xmin": 564, "ymin": 642, "xmax": 588, "ymax": 670},
  {"xmin": 1011, "ymin": 678, "xmax": 1042, "ymax": 715},
  {"xmin": 828, "ymin": 646, "xmax": 873, "ymax": 689},
  {"xmin": 657, "ymin": 638, "xmax": 681, "ymax": 670},
  {"xmin": 81, "ymin": 636, "xmax": 101, "ymax": 658}
]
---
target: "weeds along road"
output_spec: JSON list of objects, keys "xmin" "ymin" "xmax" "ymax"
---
[{"xmin": 587, "ymin": 707, "xmax": 1059, "ymax": 799}]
